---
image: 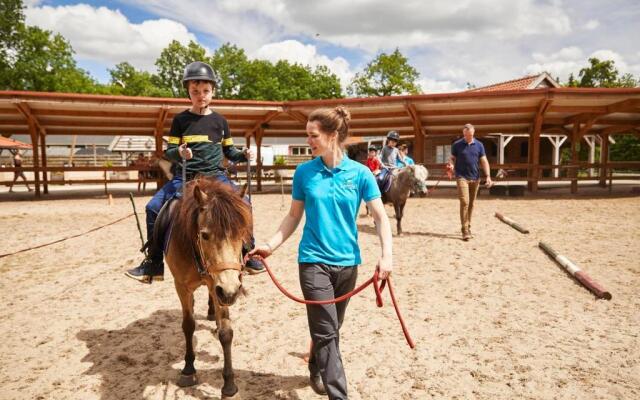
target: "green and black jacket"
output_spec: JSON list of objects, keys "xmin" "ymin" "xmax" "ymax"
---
[{"xmin": 165, "ymin": 110, "xmax": 247, "ymax": 177}]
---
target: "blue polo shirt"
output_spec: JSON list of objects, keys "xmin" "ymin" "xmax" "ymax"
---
[
  {"xmin": 292, "ymin": 155, "xmax": 380, "ymax": 266},
  {"xmin": 451, "ymin": 138, "xmax": 486, "ymax": 180}
]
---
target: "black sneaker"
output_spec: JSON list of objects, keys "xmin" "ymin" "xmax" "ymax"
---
[
  {"xmin": 309, "ymin": 373, "xmax": 327, "ymax": 395},
  {"xmin": 244, "ymin": 258, "xmax": 266, "ymax": 275},
  {"xmin": 125, "ymin": 257, "xmax": 164, "ymax": 284}
]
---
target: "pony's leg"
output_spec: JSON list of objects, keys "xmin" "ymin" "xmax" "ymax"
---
[
  {"xmin": 394, "ymin": 202, "xmax": 405, "ymax": 235},
  {"xmin": 175, "ymin": 283, "xmax": 198, "ymax": 387},
  {"xmin": 207, "ymin": 294, "xmax": 216, "ymax": 321},
  {"xmin": 217, "ymin": 305, "xmax": 239, "ymax": 399}
]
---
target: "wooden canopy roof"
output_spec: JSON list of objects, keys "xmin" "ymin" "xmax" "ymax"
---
[{"xmin": 1, "ymin": 87, "xmax": 639, "ymax": 143}]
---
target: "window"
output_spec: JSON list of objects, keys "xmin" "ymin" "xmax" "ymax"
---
[
  {"xmin": 436, "ymin": 145, "xmax": 451, "ymax": 163},
  {"xmin": 290, "ymin": 146, "xmax": 312, "ymax": 156}
]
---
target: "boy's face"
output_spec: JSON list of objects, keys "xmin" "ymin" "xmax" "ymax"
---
[
  {"xmin": 368, "ymin": 150, "xmax": 376, "ymax": 158},
  {"xmin": 387, "ymin": 139, "xmax": 397, "ymax": 147},
  {"xmin": 188, "ymin": 81, "xmax": 214, "ymax": 109}
]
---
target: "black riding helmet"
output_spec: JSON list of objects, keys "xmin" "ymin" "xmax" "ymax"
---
[
  {"xmin": 182, "ymin": 61, "xmax": 217, "ymax": 89},
  {"xmin": 386, "ymin": 130, "xmax": 400, "ymax": 141}
]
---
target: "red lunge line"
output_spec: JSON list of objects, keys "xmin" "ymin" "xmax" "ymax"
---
[{"xmin": 248, "ymin": 255, "xmax": 416, "ymax": 349}]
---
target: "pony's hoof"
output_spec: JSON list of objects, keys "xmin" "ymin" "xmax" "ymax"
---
[
  {"xmin": 222, "ymin": 390, "xmax": 241, "ymax": 399},
  {"xmin": 177, "ymin": 373, "xmax": 198, "ymax": 387}
]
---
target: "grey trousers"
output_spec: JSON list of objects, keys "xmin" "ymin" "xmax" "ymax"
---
[{"xmin": 299, "ymin": 263, "xmax": 358, "ymax": 400}]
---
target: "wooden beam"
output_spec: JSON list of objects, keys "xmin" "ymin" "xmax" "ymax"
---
[
  {"xmin": 245, "ymin": 111, "xmax": 280, "ymax": 138},
  {"xmin": 404, "ymin": 102, "xmax": 425, "ymax": 163},
  {"xmin": 40, "ymin": 132, "xmax": 48, "ymax": 194},
  {"xmin": 14, "ymin": 101, "xmax": 45, "ymax": 136},
  {"xmin": 599, "ymin": 133, "xmax": 609, "ymax": 187},
  {"xmin": 528, "ymin": 98, "xmax": 552, "ymax": 192},
  {"xmin": 570, "ymin": 124, "xmax": 580, "ymax": 194},
  {"xmin": 255, "ymin": 129, "xmax": 263, "ymax": 191},
  {"xmin": 283, "ymin": 108, "xmax": 308, "ymax": 124}
]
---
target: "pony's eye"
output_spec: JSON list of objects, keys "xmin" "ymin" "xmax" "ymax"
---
[{"xmin": 201, "ymin": 231, "xmax": 210, "ymax": 241}]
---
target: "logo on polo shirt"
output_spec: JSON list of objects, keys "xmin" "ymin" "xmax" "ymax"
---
[{"xmin": 341, "ymin": 178, "xmax": 356, "ymax": 190}]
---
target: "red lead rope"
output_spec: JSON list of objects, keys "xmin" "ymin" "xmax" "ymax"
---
[{"xmin": 247, "ymin": 255, "xmax": 416, "ymax": 349}]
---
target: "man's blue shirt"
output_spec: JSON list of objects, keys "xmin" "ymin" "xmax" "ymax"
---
[{"xmin": 451, "ymin": 138, "xmax": 486, "ymax": 180}]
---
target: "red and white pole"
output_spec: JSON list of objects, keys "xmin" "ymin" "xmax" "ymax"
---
[{"xmin": 539, "ymin": 242, "xmax": 612, "ymax": 300}]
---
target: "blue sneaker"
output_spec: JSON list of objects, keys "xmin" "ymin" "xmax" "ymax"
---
[
  {"xmin": 125, "ymin": 257, "xmax": 164, "ymax": 284},
  {"xmin": 244, "ymin": 258, "xmax": 265, "ymax": 275}
]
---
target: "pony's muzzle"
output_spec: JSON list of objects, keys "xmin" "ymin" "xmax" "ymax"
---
[{"xmin": 214, "ymin": 269, "xmax": 242, "ymax": 306}]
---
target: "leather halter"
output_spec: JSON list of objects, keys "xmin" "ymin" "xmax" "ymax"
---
[{"xmin": 195, "ymin": 234, "xmax": 243, "ymax": 277}]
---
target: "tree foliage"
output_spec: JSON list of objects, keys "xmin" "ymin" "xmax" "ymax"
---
[
  {"xmin": 348, "ymin": 48, "xmax": 421, "ymax": 97},
  {"xmin": 109, "ymin": 62, "xmax": 172, "ymax": 97},
  {"xmin": 565, "ymin": 57, "xmax": 639, "ymax": 88},
  {"xmin": 564, "ymin": 57, "xmax": 640, "ymax": 163}
]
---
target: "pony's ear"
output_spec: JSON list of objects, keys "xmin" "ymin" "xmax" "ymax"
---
[
  {"xmin": 238, "ymin": 183, "xmax": 248, "ymax": 199},
  {"xmin": 193, "ymin": 184, "xmax": 208, "ymax": 206}
]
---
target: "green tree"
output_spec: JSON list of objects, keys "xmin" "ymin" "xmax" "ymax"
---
[
  {"xmin": 348, "ymin": 48, "xmax": 421, "ymax": 97},
  {"xmin": 12, "ymin": 25, "xmax": 100, "ymax": 93},
  {"xmin": 574, "ymin": 57, "xmax": 639, "ymax": 88},
  {"xmin": 0, "ymin": 0, "xmax": 24, "ymax": 85},
  {"xmin": 154, "ymin": 40, "xmax": 206, "ymax": 97},
  {"xmin": 209, "ymin": 43, "xmax": 250, "ymax": 99},
  {"xmin": 610, "ymin": 134, "xmax": 640, "ymax": 162},
  {"xmin": 1, "ymin": 0, "xmax": 102, "ymax": 93},
  {"xmin": 109, "ymin": 62, "xmax": 171, "ymax": 97}
]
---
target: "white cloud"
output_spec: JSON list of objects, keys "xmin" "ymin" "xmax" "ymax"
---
[
  {"xmin": 584, "ymin": 19, "xmax": 600, "ymax": 30},
  {"xmin": 124, "ymin": 0, "xmax": 572, "ymax": 52},
  {"xmin": 252, "ymin": 40, "xmax": 354, "ymax": 88},
  {"xmin": 24, "ymin": 4, "xmax": 198, "ymax": 72},
  {"xmin": 418, "ymin": 78, "xmax": 464, "ymax": 94},
  {"xmin": 524, "ymin": 47, "xmax": 640, "ymax": 82}
]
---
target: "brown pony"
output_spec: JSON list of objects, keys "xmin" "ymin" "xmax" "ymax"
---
[
  {"xmin": 166, "ymin": 177, "xmax": 252, "ymax": 399},
  {"xmin": 382, "ymin": 165, "xmax": 429, "ymax": 235}
]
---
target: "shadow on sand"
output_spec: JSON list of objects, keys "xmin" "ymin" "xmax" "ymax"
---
[
  {"xmin": 357, "ymin": 223, "xmax": 462, "ymax": 241},
  {"xmin": 77, "ymin": 309, "xmax": 307, "ymax": 400}
]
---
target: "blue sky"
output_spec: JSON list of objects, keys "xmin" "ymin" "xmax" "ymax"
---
[{"xmin": 24, "ymin": 0, "xmax": 640, "ymax": 93}]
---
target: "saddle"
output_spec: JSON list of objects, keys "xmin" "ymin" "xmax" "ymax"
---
[
  {"xmin": 153, "ymin": 195, "xmax": 208, "ymax": 276},
  {"xmin": 375, "ymin": 168, "xmax": 394, "ymax": 194}
]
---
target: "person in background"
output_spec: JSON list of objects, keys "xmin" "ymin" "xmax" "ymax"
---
[
  {"xmin": 9, "ymin": 151, "xmax": 32, "ymax": 192},
  {"xmin": 397, "ymin": 144, "xmax": 414, "ymax": 167},
  {"xmin": 365, "ymin": 146, "xmax": 382, "ymax": 175},
  {"xmin": 380, "ymin": 130, "xmax": 402, "ymax": 169},
  {"xmin": 447, "ymin": 123, "xmax": 493, "ymax": 241}
]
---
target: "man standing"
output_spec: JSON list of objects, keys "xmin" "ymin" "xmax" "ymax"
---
[{"xmin": 447, "ymin": 124, "xmax": 492, "ymax": 241}]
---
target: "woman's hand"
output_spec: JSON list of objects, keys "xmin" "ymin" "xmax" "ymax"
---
[
  {"xmin": 377, "ymin": 255, "xmax": 393, "ymax": 280},
  {"xmin": 248, "ymin": 243, "xmax": 273, "ymax": 259}
]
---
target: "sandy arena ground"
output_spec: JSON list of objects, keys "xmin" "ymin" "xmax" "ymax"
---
[{"xmin": 0, "ymin": 188, "xmax": 639, "ymax": 400}]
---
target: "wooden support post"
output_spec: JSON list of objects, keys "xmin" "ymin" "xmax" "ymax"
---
[
  {"xmin": 255, "ymin": 130, "xmax": 263, "ymax": 192},
  {"xmin": 154, "ymin": 106, "xmax": 169, "ymax": 189},
  {"xmin": 528, "ymin": 98, "xmax": 551, "ymax": 192},
  {"xmin": 599, "ymin": 133, "xmax": 610, "ymax": 187},
  {"xmin": 404, "ymin": 102, "xmax": 425, "ymax": 163},
  {"xmin": 245, "ymin": 135, "xmax": 252, "ymax": 185},
  {"xmin": 570, "ymin": 124, "xmax": 580, "ymax": 194},
  {"xmin": 39, "ymin": 132, "xmax": 48, "ymax": 194},
  {"xmin": 548, "ymin": 135, "xmax": 567, "ymax": 178},
  {"xmin": 29, "ymin": 125, "xmax": 41, "ymax": 197},
  {"xmin": 583, "ymin": 135, "xmax": 596, "ymax": 177}
]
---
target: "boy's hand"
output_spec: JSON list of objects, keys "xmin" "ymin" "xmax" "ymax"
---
[
  {"xmin": 243, "ymin": 147, "xmax": 255, "ymax": 161},
  {"xmin": 179, "ymin": 144, "xmax": 193, "ymax": 160}
]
